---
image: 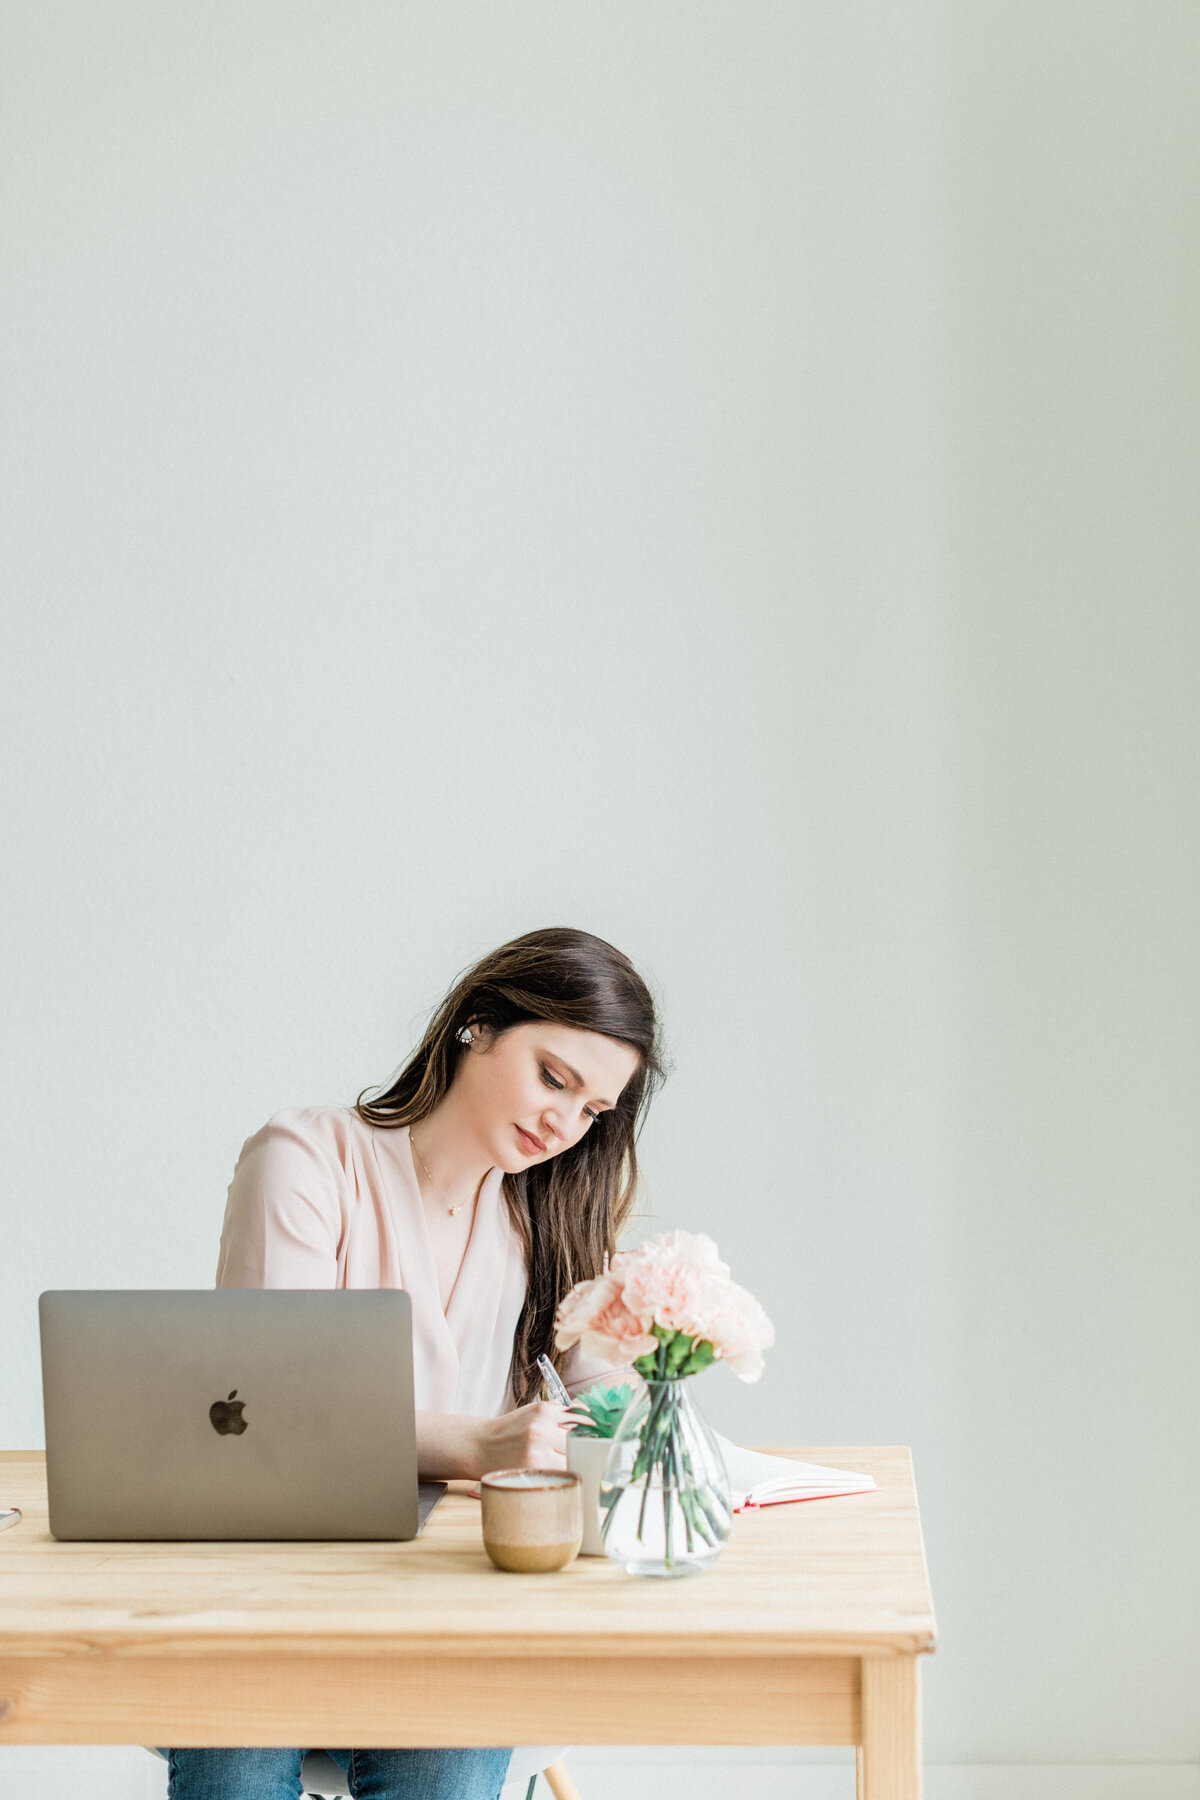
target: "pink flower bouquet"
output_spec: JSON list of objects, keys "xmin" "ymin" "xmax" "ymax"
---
[
  {"xmin": 553, "ymin": 1232, "xmax": 774, "ymax": 1576},
  {"xmin": 554, "ymin": 1228, "xmax": 775, "ymax": 1385}
]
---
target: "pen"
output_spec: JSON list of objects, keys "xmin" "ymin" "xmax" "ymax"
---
[{"xmin": 536, "ymin": 1354, "xmax": 573, "ymax": 1409}]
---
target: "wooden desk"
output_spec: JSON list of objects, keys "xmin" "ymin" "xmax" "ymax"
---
[{"xmin": 0, "ymin": 1447, "xmax": 936, "ymax": 1799}]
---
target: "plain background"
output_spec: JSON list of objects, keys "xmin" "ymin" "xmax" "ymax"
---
[{"xmin": 2, "ymin": 4, "xmax": 1197, "ymax": 1796}]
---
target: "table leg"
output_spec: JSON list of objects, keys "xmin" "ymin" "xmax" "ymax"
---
[{"xmin": 856, "ymin": 1656, "xmax": 921, "ymax": 1800}]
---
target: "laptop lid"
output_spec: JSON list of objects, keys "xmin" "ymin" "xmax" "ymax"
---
[{"xmin": 39, "ymin": 1289, "xmax": 434, "ymax": 1541}]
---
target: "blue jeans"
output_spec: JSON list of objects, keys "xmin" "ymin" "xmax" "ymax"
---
[{"xmin": 165, "ymin": 1746, "xmax": 513, "ymax": 1799}]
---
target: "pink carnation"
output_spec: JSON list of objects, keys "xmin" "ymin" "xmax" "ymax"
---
[
  {"xmin": 702, "ymin": 1280, "xmax": 776, "ymax": 1382},
  {"xmin": 615, "ymin": 1247, "xmax": 721, "ymax": 1340},
  {"xmin": 624, "ymin": 1229, "xmax": 730, "ymax": 1280},
  {"xmin": 553, "ymin": 1270, "xmax": 658, "ymax": 1365}
]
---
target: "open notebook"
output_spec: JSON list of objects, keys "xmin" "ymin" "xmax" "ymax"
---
[
  {"xmin": 466, "ymin": 1435, "xmax": 878, "ymax": 1511},
  {"xmin": 711, "ymin": 1431, "xmax": 878, "ymax": 1512}
]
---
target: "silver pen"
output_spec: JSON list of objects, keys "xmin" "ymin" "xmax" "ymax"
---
[{"xmin": 536, "ymin": 1354, "xmax": 573, "ymax": 1409}]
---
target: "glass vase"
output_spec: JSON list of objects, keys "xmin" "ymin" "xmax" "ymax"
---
[{"xmin": 599, "ymin": 1378, "xmax": 732, "ymax": 1578}]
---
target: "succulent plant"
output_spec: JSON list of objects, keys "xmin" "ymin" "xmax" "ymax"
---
[{"xmin": 565, "ymin": 1381, "xmax": 636, "ymax": 1440}]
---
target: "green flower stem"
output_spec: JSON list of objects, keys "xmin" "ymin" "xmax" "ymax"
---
[
  {"xmin": 674, "ymin": 1433, "xmax": 723, "ymax": 1544},
  {"xmin": 688, "ymin": 1473, "xmax": 725, "ymax": 1544},
  {"xmin": 670, "ymin": 1428, "xmax": 695, "ymax": 1555},
  {"xmin": 633, "ymin": 1380, "xmax": 674, "ymax": 1539},
  {"xmin": 663, "ymin": 1414, "xmax": 675, "ymax": 1569}
]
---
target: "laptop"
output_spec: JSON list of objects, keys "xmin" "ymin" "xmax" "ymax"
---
[{"xmin": 39, "ymin": 1289, "xmax": 446, "ymax": 1541}]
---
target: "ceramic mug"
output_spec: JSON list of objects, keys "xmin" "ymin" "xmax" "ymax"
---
[{"xmin": 479, "ymin": 1469, "xmax": 583, "ymax": 1573}]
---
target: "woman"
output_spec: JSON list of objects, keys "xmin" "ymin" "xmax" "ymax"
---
[{"xmin": 166, "ymin": 926, "xmax": 664, "ymax": 1800}]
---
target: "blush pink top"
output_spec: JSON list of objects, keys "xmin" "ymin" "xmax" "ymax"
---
[{"xmin": 214, "ymin": 1105, "xmax": 612, "ymax": 1417}]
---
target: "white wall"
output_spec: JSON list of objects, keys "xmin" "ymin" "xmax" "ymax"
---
[{"xmin": 1, "ymin": 2, "xmax": 1197, "ymax": 1790}]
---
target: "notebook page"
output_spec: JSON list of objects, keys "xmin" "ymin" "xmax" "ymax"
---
[{"xmin": 711, "ymin": 1431, "xmax": 878, "ymax": 1508}]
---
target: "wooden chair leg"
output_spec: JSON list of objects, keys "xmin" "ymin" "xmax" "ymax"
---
[{"xmin": 541, "ymin": 1760, "xmax": 583, "ymax": 1800}]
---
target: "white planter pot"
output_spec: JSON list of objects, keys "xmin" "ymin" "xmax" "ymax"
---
[{"xmin": 566, "ymin": 1433, "xmax": 612, "ymax": 1555}]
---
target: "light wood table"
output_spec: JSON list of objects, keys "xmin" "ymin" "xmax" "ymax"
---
[{"xmin": 0, "ymin": 1446, "xmax": 936, "ymax": 1799}]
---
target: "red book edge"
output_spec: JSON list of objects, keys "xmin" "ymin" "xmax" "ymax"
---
[{"xmin": 733, "ymin": 1483, "xmax": 877, "ymax": 1513}]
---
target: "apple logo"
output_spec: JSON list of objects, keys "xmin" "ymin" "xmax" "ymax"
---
[{"xmin": 209, "ymin": 1389, "xmax": 248, "ymax": 1436}]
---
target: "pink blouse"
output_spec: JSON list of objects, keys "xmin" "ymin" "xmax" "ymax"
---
[{"xmin": 214, "ymin": 1105, "xmax": 612, "ymax": 1417}]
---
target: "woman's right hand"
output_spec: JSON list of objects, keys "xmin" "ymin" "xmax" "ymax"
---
[{"xmin": 472, "ymin": 1401, "xmax": 570, "ymax": 1476}]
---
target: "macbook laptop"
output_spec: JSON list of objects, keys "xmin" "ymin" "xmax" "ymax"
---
[{"xmin": 39, "ymin": 1289, "xmax": 445, "ymax": 1540}]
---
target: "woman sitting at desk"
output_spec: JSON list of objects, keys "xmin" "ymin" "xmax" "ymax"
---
[{"xmin": 166, "ymin": 925, "xmax": 663, "ymax": 1800}]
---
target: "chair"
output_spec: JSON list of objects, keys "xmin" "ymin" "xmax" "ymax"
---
[{"xmin": 149, "ymin": 1745, "xmax": 582, "ymax": 1798}]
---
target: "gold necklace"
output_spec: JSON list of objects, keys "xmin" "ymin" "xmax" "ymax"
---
[{"xmin": 409, "ymin": 1128, "xmax": 473, "ymax": 1217}]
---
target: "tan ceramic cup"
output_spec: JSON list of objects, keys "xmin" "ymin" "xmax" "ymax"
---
[{"xmin": 479, "ymin": 1469, "xmax": 583, "ymax": 1573}]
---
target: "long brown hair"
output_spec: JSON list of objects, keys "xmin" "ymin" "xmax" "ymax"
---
[{"xmin": 355, "ymin": 927, "xmax": 666, "ymax": 1405}]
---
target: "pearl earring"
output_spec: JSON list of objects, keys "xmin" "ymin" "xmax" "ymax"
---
[{"xmin": 456, "ymin": 1026, "xmax": 474, "ymax": 1045}]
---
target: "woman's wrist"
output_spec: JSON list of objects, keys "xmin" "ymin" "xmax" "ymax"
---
[{"xmin": 415, "ymin": 1409, "xmax": 482, "ymax": 1481}]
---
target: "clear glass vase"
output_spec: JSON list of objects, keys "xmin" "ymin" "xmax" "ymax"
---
[{"xmin": 599, "ymin": 1378, "xmax": 732, "ymax": 1578}]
